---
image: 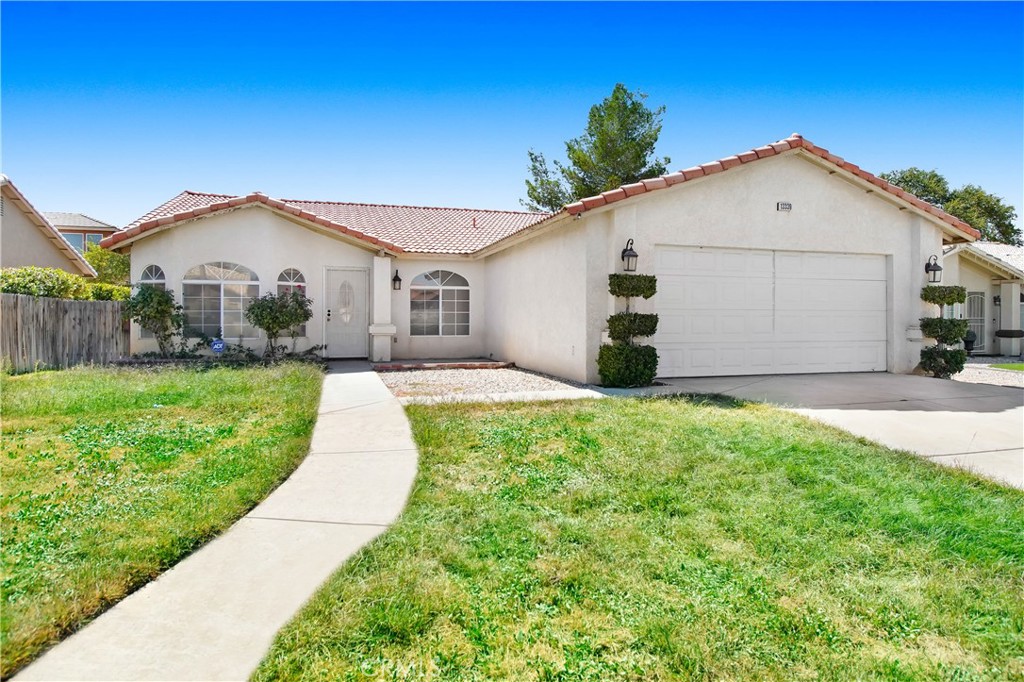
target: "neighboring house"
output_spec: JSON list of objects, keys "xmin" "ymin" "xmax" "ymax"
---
[
  {"xmin": 42, "ymin": 212, "xmax": 118, "ymax": 254},
  {"xmin": 1, "ymin": 176, "xmax": 96, "ymax": 277},
  {"xmin": 102, "ymin": 134, "xmax": 980, "ymax": 383},
  {"xmin": 943, "ymin": 241, "xmax": 1023, "ymax": 357}
]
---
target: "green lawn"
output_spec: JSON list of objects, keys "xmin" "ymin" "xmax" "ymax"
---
[
  {"xmin": 990, "ymin": 363, "xmax": 1024, "ymax": 372},
  {"xmin": 256, "ymin": 397, "xmax": 1024, "ymax": 682},
  {"xmin": 0, "ymin": 363, "xmax": 323, "ymax": 677}
]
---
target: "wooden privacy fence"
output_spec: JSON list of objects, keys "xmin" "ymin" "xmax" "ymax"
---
[{"xmin": 1, "ymin": 293, "xmax": 128, "ymax": 373}]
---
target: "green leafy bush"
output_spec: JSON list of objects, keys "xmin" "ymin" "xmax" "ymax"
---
[
  {"xmin": 920, "ymin": 285, "xmax": 967, "ymax": 307},
  {"xmin": 608, "ymin": 274, "xmax": 657, "ymax": 299},
  {"xmin": 919, "ymin": 317, "xmax": 970, "ymax": 345},
  {"xmin": 88, "ymin": 283, "xmax": 131, "ymax": 301},
  {"xmin": 597, "ymin": 344, "xmax": 659, "ymax": 387},
  {"xmin": 607, "ymin": 312, "xmax": 659, "ymax": 343},
  {"xmin": 920, "ymin": 346, "xmax": 967, "ymax": 379},
  {"xmin": 83, "ymin": 243, "xmax": 130, "ymax": 285},
  {"xmin": 0, "ymin": 267, "xmax": 89, "ymax": 299},
  {"xmin": 245, "ymin": 291, "xmax": 314, "ymax": 358},
  {"xmin": 122, "ymin": 285, "xmax": 187, "ymax": 358}
]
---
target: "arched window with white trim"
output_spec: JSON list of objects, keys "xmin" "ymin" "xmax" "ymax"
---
[
  {"xmin": 139, "ymin": 265, "xmax": 166, "ymax": 339},
  {"xmin": 182, "ymin": 262, "xmax": 259, "ymax": 339},
  {"xmin": 410, "ymin": 270, "xmax": 469, "ymax": 336},
  {"xmin": 277, "ymin": 268, "xmax": 307, "ymax": 337}
]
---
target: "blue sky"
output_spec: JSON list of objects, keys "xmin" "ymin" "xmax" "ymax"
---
[{"xmin": 2, "ymin": 1, "xmax": 1022, "ymax": 228}]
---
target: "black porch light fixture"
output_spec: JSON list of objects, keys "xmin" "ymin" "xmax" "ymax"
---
[
  {"xmin": 392, "ymin": 269, "xmax": 402, "ymax": 290},
  {"xmin": 621, "ymin": 239, "xmax": 639, "ymax": 272},
  {"xmin": 925, "ymin": 255, "xmax": 943, "ymax": 283}
]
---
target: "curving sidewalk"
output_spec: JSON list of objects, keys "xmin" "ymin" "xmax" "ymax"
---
[{"xmin": 16, "ymin": 361, "xmax": 418, "ymax": 681}]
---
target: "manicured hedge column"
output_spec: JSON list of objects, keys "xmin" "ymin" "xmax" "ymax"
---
[
  {"xmin": 598, "ymin": 274, "xmax": 659, "ymax": 387},
  {"xmin": 919, "ymin": 285, "xmax": 968, "ymax": 379}
]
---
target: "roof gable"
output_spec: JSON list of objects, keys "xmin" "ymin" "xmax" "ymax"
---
[
  {"xmin": 1, "ymin": 176, "xmax": 97, "ymax": 277},
  {"xmin": 106, "ymin": 191, "xmax": 549, "ymax": 255},
  {"xmin": 955, "ymin": 241, "xmax": 1024, "ymax": 280},
  {"xmin": 43, "ymin": 212, "xmax": 116, "ymax": 230},
  {"xmin": 562, "ymin": 134, "xmax": 980, "ymax": 242}
]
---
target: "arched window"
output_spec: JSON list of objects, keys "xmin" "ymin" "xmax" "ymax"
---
[
  {"xmin": 410, "ymin": 270, "xmax": 469, "ymax": 336},
  {"xmin": 182, "ymin": 262, "xmax": 259, "ymax": 339},
  {"xmin": 278, "ymin": 268, "xmax": 307, "ymax": 337},
  {"xmin": 139, "ymin": 265, "xmax": 166, "ymax": 339}
]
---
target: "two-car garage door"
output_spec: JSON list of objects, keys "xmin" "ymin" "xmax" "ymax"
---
[{"xmin": 653, "ymin": 246, "xmax": 887, "ymax": 377}]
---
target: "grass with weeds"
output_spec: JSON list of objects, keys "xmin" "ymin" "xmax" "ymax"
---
[
  {"xmin": 0, "ymin": 363, "xmax": 323, "ymax": 677},
  {"xmin": 256, "ymin": 396, "xmax": 1024, "ymax": 681},
  {"xmin": 990, "ymin": 364, "xmax": 1024, "ymax": 372}
]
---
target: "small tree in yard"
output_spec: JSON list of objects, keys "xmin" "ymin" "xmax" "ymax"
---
[
  {"xmin": 245, "ymin": 291, "xmax": 313, "ymax": 359},
  {"xmin": 83, "ymin": 244, "xmax": 130, "ymax": 285},
  {"xmin": 122, "ymin": 284, "xmax": 187, "ymax": 358}
]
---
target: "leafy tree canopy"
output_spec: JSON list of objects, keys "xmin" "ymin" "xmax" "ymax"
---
[
  {"xmin": 880, "ymin": 167, "xmax": 1021, "ymax": 245},
  {"xmin": 84, "ymin": 243, "xmax": 130, "ymax": 285},
  {"xmin": 523, "ymin": 84, "xmax": 670, "ymax": 212}
]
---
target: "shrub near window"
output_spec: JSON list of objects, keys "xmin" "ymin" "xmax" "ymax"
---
[
  {"xmin": 122, "ymin": 284, "xmax": 188, "ymax": 358},
  {"xmin": 598, "ymin": 273, "xmax": 659, "ymax": 387},
  {"xmin": 919, "ymin": 285, "xmax": 968, "ymax": 379},
  {"xmin": 245, "ymin": 291, "xmax": 314, "ymax": 359}
]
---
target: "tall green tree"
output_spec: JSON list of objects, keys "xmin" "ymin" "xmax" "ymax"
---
[
  {"xmin": 83, "ymin": 243, "xmax": 131, "ymax": 284},
  {"xmin": 880, "ymin": 167, "xmax": 1021, "ymax": 245},
  {"xmin": 523, "ymin": 84, "xmax": 670, "ymax": 212}
]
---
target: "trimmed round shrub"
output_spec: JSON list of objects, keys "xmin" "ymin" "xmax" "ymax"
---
[
  {"xmin": 920, "ymin": 285, "xmax": 967, "ymax": 307},
  {"xmin": 607, "ymin": 312, "xmax": 659, "ymax": 343},
  {"xmin": 608, "ymin": 274, "xmax": 657, "ymax": 299},
  {"xmin": 597, "ymin": 344, "xmax": 659, "ymax": 387},
  {"xmin": 919, "ymin": 317, "xmax": 970, "ymax": 345},
  {"xmin": 0, "ymin": 266, "xmax": 90, "ymax": 299},
  {"xmin": 920, "ymin": 346, "xmax": 967, "ymax": 379},
  {"xmin": 88, "ymin": 283, "xmax": 132, "ymax": 301}
]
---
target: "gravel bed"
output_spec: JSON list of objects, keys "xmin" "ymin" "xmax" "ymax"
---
[
  {"xmin": 954, "ymin": 356, "xmax": 1024, "ymax": 389},
  {"xmin": 378, "ymin": 368, "xmax": 587, "ymax": 397}
]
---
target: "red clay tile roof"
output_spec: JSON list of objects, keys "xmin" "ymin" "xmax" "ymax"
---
[
  {"xmin": 105, "ymin": 134, "xmax": 980, "ymax": 254},
  {"xmin": 562, "ymin": 133, "xmax": 981, "ymax": 241},
  {"xmin": 106, "ymin": 191, "xmax": 550, "ymax": 254}
]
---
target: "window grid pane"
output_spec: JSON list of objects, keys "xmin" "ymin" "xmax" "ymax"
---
[{"xmin": 409, "ymin": 271, "xmax": 469, "ymax": 337}]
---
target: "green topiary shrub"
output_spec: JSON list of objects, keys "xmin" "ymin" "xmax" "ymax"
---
[
  {"xmin": 88, "ymin": 283, "xmax": 131, "ymax": 301},
  {"xmin": 919, "ymin": 318, "xmax": 970, "ymax": 346},
  {"xmin": 607, "ymin": 312, "xmax": 659, "ymax": 343},
  {"xmin": 608, "ymin": 274, "xmax": 657, "ymax": 299},
  {"xmin": 920, "ymin": 285, "xmax": 967, "ymax": 307},
  {"xmin": 920, "ymin": 346, "xmax": 967, "ymax": 379},
  {"xmin": 598, "ymin": 344, "xmax": 659, "ymax": 387},
  {"xmin": 0, "ymin": 266, "xmax": 90, "ymax": 299}
]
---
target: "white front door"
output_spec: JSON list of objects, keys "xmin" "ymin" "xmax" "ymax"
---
[
  {"xmin": 653, "ymin": 246, "xmax": 888, "ymax": 377},
  {"xmin": 324, "ymin": 267, "xmax": 369, "ymax": 358}
]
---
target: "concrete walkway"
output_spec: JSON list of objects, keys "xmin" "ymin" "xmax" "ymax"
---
[
  {"xmin": 659, "ymin": 372, "xmax": 1024, "ymax": 489},
  {"xmin": 16, "ymin": 362, "xmax": 418, "ymax": 681}
]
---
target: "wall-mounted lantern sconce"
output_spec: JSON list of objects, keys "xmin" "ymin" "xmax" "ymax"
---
[
  {"xmin": 621, "ymin": 239, "xmax": 638, "ymax": 272},
  {"xmin": 925, "ymin": 255, "xmax": 943, "ymax": 283},
  {"xmin": 994, "ymin": 295, "xmax": 1002, "ymax": 306},
  {"xmin": 392, "ymin": 270, "xmax": 402, "ymax": 291}
]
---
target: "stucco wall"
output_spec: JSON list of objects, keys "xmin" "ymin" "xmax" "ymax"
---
[
  {"xmin": 1, "ymin": 195, "xmax": 83, "ymax": 273},
  {"xmin": 391, "ymin": 258, "xmax": 487, "ymax": 359},
  {"xmin": 484, "ymin": 219, "xmax": 592, "ymax": 382},
  {"xmin": 563, "ymin": 152, "xmax": 946, "ymax": 380},
  {"xmin": 127, "ymin": 206, "xmax": 377, "ymax": 355}
]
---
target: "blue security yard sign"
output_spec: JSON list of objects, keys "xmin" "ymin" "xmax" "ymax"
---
[{"xmin": 211, "ymin": 338, "xmax": 226, "ymax": 354}]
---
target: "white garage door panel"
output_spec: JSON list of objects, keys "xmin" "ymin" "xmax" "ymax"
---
[{"xmin": 653, "ymin": 246, "xmax": 888, "ymax": 377}]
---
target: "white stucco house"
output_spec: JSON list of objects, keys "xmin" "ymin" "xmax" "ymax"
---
[
  {"xmin": 102, "ymin": 134, "xmax": 987, "ymax": 383},
  {"xmin": 1, "ymin": 176, "xmax": 97, "ymax": 278},
  {"xmin": 942, "ymin": 242, "xmax": 1023, "ymax": 357}
]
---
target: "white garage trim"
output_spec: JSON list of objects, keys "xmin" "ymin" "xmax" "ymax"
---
[{"xmin": 653, "ymin": 246, "xmax": 888, "ymax": 377}]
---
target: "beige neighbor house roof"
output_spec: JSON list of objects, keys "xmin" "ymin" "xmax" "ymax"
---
[
  {"xmin": 42, "ymin": 212, "xmax": 117, "ymax": 230},
  {"xmin": 1, "ymin": 176, "xmax": 97, "ymax": 277},
  {"xmin": 103, "ymin": 134, "xmax": 981, "ymax": 255}
]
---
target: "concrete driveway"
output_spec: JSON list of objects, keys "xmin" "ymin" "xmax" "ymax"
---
[{"xmin": 659, "ymin": 372, "xmax": 1024, "ymax": 489}]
